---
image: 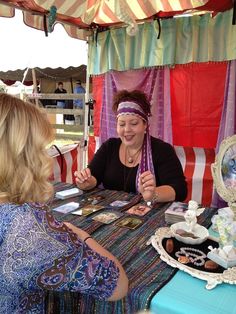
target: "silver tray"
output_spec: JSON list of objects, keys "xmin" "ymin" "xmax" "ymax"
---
[{"xmin": 150, "ymin": 227, "xmax": 236, "ymax": 289}]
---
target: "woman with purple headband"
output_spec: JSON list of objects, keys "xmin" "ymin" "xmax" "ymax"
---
[{"xmin": 75, "ymin": 90, "xmax": 187, "ymax": 204}]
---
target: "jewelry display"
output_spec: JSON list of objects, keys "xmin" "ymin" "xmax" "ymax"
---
[
  {"xmin": 150, "ymin": 227, "xmax": 236, "ymax": 289},
  {"xmin": 175, "ymin": 247, "xmax": 206, "ymax": 266}
]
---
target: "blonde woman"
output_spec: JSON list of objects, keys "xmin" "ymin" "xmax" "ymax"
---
[{"xmin": 0, "ymin": 93, "xmax": 128, "ymax": 313}]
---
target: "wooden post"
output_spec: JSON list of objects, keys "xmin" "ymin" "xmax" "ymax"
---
[
  {"xmin": 82, "ymin": 36, "xmax": 91, "ymax": 168},
  {"xmin": 31, "ymin": 68, "xmax": 39, "ymax": 106}
]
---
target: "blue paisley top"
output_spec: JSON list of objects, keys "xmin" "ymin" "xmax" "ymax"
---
[{"xmin": 0, "ymin": 203, "xmax": 119, "ymax": 313}]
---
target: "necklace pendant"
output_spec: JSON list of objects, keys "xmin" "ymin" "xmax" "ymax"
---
[{"xmin": 128, "ymin": 157, "xmax": 133, "ymax": 163}]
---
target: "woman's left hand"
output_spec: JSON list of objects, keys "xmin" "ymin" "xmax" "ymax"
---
[{"xmin": 138, "ymin": 170, "xmax": 156, "ymax": 201}]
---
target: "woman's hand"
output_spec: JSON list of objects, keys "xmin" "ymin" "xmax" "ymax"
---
[
  {"xmin": 74, "ymin": 168, "xmax": 97, "ymax": 191},
  {"xmin": 138, "ymin": 170, "xmax": 156, "ymax": 201}
]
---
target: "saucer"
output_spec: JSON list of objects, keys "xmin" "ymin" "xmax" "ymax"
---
[{"xmin": 170, "ymin": 222, "xmax": 209, "ymax": 245}]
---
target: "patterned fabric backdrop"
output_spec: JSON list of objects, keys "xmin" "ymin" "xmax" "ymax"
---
[{"xmin": 100, "ymin": 67, "xmax": 172, "ymax": 145}]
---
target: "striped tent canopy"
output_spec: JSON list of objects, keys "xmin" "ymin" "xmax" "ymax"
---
[{"xmin": 0, "ymin": 0, "xmax": 233, "ymax": 40}]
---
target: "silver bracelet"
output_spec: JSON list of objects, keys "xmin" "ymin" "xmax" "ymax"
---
[{"xmin": 146, "ymin": 192, "xmax": 159, "ymax": 207}]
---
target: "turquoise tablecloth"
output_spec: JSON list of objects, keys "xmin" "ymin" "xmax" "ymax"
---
[
  {"xmin": 150, "ymin": 271, "xmax": 236, "ymax": 314},
  {"xmin": 150, "ymin": 228, "xmax": 236, "ymax": 314}
]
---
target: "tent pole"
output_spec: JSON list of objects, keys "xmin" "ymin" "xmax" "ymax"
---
[
  {"xmin": 31, "ymin": 68, "xmax": 39, "ymax": 106},
  {"xmin": 82, "ymin": 36, "xmax": 91, "ymax": 169}
]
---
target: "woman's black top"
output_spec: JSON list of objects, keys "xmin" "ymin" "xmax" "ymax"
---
[{"xmin": 89, "ymin": 137, "xmax": 187, "ymax": 201}]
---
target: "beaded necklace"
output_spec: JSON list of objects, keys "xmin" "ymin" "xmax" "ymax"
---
[
  {"xmin": 126, "ymin": 146, "xmax": 142, "ymax": 164},
  {"xmin": 123, "ymin": 147, "xmax": 140, "ymax": 191}
]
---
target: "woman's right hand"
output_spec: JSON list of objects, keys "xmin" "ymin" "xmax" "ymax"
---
[{"xmin": 74, "ymin": 168, "xmax": 97, "ymax": 190}]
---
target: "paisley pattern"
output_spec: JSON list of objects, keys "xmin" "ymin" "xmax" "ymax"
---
[{"xmin": 0, "ymin": 203, "xmax": 119, "ymax": 313}]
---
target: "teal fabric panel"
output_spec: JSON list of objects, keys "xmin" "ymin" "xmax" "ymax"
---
[
  {"xmin": 88, "ymin": 9, "xmax": 236, "ymax": 75},
  {"xmin": 150, "ymin": 271, "xmax": 236, "ymax": 314}
]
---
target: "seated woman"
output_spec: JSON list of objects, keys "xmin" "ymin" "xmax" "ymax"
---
[
  {"xmin": 0, "ymin": 93, "xmax": 128, "ymax": 313},
  {"xmin": 75, "ymin": 90, "xmax": 187, "ymax": 204}
]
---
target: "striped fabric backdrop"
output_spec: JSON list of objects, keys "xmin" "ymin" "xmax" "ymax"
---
[
  {"xmin": 0, "ymin": 0, "xmax": 212, "ymax": 40},
  {"xmin": 48, "ymin": 144, "xmax": 81, "ymax": 184},
  {"xmin": 174, "ymin": 146, "xmax": 215, "ymax": 206}
]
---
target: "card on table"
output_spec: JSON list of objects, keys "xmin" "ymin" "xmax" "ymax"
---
[
  {"xmin": 80, "ymin": 204, "xmax": 104, "ymax": 216},
  {"xmin": 53, "ymin": 202, "xmax": 80, "ymax": 214},
  {"xmin": 92, "ymin": 210, "xmax": 123, "ymax": 224},
  {"xmin": 55, "ymin": 188, "xmax": 83, "ymax": 200},
  {"xmin": 72, "ymin": 209, "xmax": 83, "ymax": 215},
  {"xmin": 109, "ymin": 200, "xmax": 129, "ymax": 207},
  {"xmin": 126, "ymin": 204, "xmax": 151, "ymax": 216},
  {"xmin": 87, "ymin": 195, "xmax": 105, "ymax": 204},
  {"xmin": 115, "ymin": 216, "xmax": 143, "ymax": 230}
]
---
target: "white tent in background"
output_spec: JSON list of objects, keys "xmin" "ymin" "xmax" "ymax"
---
[
  {"xmin": 0, "ymin": 10, "xmax": 87, "ymax": 71},
  {"xmin": 0, "ymin": 9, "xmax": 89, "ymax": 166}
]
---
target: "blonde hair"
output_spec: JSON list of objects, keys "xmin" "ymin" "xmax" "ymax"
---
[{"xmin": 0, "ymin": 93, "xmax": 54, "ymax": 204}]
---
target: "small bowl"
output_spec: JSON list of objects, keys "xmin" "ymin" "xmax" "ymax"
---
[{"xmin": 170, "ymin": 222, "xmax": 209, "ymax": 245}]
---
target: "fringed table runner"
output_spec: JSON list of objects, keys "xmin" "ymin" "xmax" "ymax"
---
[{"xmin": 46, "ymin": 183, "xmax": 215, "ymax": 314}]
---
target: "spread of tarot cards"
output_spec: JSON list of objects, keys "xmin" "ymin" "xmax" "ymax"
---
[
  {"xmin": 115, "ymin": 216, "xmax": 143, "ymax": 230},
  {"xmin": 92, "ymin": 210, "xmax": 123, "ymax": 224},
  {"xmin": 72, "ymin": 204, "xmax": 104, "ymax": 216}
]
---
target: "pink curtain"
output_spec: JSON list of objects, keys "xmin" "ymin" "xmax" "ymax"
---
[
  {"xmin": 212, "ymin": 60, "xmax": 236, "ymax": 207},
  {"xmin": 99, "ymin": 67, "xmax": 172, "ymax": 144}
]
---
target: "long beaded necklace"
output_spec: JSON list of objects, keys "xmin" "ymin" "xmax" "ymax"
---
[
  {"xmin": 126, "ymin": 146, "xmax": 142, "ymax": 164},
  {"xmin": 175, "ymin": 247, "xmax": 206, "ymax": 266},
  {"xmin": 123, "ymin": 147, "xmax": 141, "ymax": 191}
]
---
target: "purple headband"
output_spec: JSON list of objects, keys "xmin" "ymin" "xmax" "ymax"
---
[
  {"xmin": 117, "ymin": 101, "xmax": 154, "ymax": 192},
  {"xmin": 117, "ymin": 101, "xmax": 148, "ymax": 121}
]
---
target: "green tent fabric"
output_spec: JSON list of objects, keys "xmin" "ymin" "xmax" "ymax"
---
[{"xmin": 88, "ymin": 9, "xmax": 236, "ymax": 75}]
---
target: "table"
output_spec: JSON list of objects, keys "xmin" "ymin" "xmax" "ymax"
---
[
  {"xmin": 150, "ymin": 271, "xmax": 236, "ymax": 314},
  {"xmin": 45, "ymin": 183, "xmax": 220, "ymax": 314}
]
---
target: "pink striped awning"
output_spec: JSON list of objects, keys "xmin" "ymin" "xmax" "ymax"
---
[{"xmin": 0, "ymin": 0, "xmax": 233, "ymax": 39}]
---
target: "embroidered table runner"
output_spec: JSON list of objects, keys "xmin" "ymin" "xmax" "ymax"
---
[{"xmin": 46, "ymin": 183, "xmax": 215, "ymax": 314}]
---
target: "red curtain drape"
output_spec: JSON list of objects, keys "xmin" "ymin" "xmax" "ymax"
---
[
  {"xmin": 171, "ymin": 62, "xmax": 227, "ymax": 148},
  {"xmin": 92, "ymin": 62, "xmax": 228, "ymax": 149},
  {"xmin": 92, "ymin": 75, "xmax": 104, "ymax": 137}
]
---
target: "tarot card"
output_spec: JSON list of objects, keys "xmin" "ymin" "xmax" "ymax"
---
[
  {"xmin": 126, "ymin": 204, "xmax": 151, "ymax": 216},
  {"xmin": 52, "ymin": 202, "xmax": 80, "ymax": 214},
  {"xmin": 92, "ymin": 211, "xmax": 123, "ymax": 224},
  {"xmin": 81, "ymin": 204, "xmax": 104, "ymax": 216},
  {"xmin": 109, "ymin": 200, "xmax": 129, "ymax": 207},
  {"xmin": 87, "ymin": 195, "xmax": 105, "ymax": 204},
  {"xmin": 72, "ymin": 209, "xmax": 83, "ymax": 215},
  {"xmin": 115, "ymin": 216, "xmax": 143, "ymax": 230}
]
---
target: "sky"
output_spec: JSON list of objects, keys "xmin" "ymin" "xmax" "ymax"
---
[{"xmin": 0, "ymin": 9, "xmax": 88, "ymax": 71}]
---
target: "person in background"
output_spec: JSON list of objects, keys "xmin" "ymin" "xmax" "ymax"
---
[
  {"xmin": 54, "ymin": 81, "xmax": 67, "ymax": 108},
  {"xmin": 64, "ymin": 99, "xmax": 75, "ymax": 125},
  {"xmin": 54, "ymin": 81, "xmax": 67, "ymax": 125},
  {"xmin": 75, "ymin": 90, "xmax": 187, "ymax": 205},
  {"xmin": 0, "ymin": 93, "xmax": 128, "ymax": 313},
  {"xmin": 73, "ymin": 79, "xmax": 85, "ymax": 124}
]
